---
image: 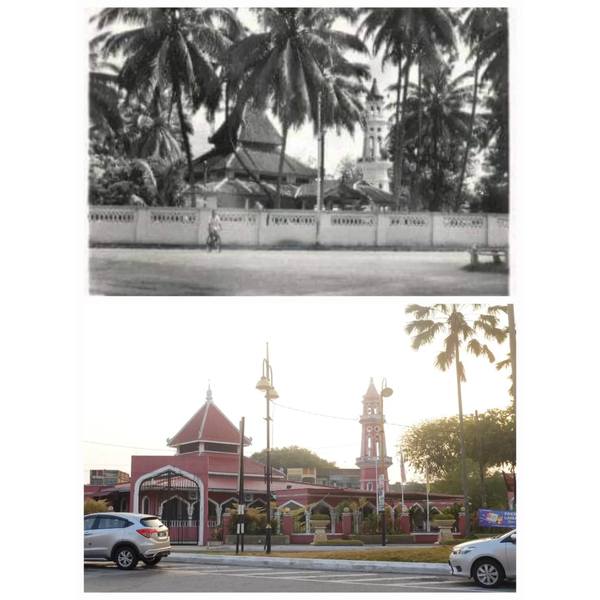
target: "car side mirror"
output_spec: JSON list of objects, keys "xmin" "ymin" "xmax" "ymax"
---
[{"xmin": 509, "ymin": 534, "xmax": 516, "ymax": 544}]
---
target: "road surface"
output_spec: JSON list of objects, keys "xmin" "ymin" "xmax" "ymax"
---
[{"xmin": 89, "ymin": 248, "xmax": 508, "ymax": 295}]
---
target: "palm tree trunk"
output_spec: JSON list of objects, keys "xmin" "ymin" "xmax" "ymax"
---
[
  {"xmin": 455, "ymin": 54, "xmax": 480, "ymax": 209},
  {"xmin": 223, "ymin": 82, "xmax": 274, "ymax": 204},
  {"xmin": 455, "ymin": 340, "xmax": 471, "ymax": 537},
  {"xmin": 432, "ymin": 129, "xmax": 440, "ymax": 211},
  {"xmin": 507, "ymin": 304, "xmax": 517, "ymax": 406},
  {"xmin": 475, "ymin": 410, "xmax": 487, "ymax": 507},
  {"xmin": 396, "ymin": 55, "xmax": 412, "ymax": 210},
  {"xmin": 276, "ymin": 120, "xmax": 289, "ymax": 209},
  {"xmin": 173, "ymin": 78, "xmax": 195, "ymax": 207},
  {"xmin": 393, "ymin": 50, "xmax": 402, "ymax": 207}
]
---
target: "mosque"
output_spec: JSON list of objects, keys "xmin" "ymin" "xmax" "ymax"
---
[
  {"xmin": 188, "ymin": 80, "xmax": 397, "ymax": 211},
  {"xmin": 85, "ymin": 381, "xmax": 463, "ymax": 545}
]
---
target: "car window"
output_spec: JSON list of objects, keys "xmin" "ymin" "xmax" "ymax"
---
[
  {"xmin": 95, "ymin": 516, "xmax": 131, "ymax": 529},
  {"xmin": 84, "ymin": 517, "xmax": 96, "ymax": 531},
  {"xmin": 140, "ymin": 517, "xmax": 164, "ymax": 528}
]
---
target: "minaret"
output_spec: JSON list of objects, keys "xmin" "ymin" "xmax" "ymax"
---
[
  {"xmin": 356, "ymin": 378, "xmax": 393, "ymax": 492},
  {"xmin": 359, "ymin": 79, "xmax": 393, "ymax": 192}
]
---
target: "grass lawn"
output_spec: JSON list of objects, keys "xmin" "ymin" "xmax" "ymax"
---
[{"xmin": 242, "ymin": 546, "xmax": 452, "ymax": 563}]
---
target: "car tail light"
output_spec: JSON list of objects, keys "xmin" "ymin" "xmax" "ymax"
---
[{"xmin": 136, "ymin": 528, "xmax": 159, "ymax": 538}]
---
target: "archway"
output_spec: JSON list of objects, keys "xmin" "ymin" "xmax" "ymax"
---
[{"xmin": 136, "ymin": 467, "xmax": 204, "ymax": 545}]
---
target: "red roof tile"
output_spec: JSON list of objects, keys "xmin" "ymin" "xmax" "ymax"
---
[
  {"xmin": 205, "ymin": 452, "xmax": 284, "ymax": 478},
  {"xmin": 168, "ymin": 400, "xmax": 249, "ymax": 447}
]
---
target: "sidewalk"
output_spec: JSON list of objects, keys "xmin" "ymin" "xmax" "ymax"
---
[
  {"xmin": 165, "ymin": 545, "xmax": 451, "ymax": 576},
  {"xmin": 171, "ymin": 543, "xmax": 440, "ymax": 553}
]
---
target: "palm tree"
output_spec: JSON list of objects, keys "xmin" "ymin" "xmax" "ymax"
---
[
  {"xmin": 88, "ymin": 36, "xmax": 123, "ymax": 148},
  {"xmin": 405, "ymin": 304, "xmax": 507, "ymax": 536},
  {"xmin": 229, "ymin": 8, "xmax": 368, "ymax": 207},
  {"xmin": 96, "ymin": 7, "xmax": 241, "ymax": 206},
  {"xmin": 486, "ymin": 304, "xmax": 517, "ymax": 406},
  {"xmin": 359, "ymin": 8, "xmax": 456, "ymax": 209},
  {"xmin": 455, "ymin": 8, "xmax": 505, "ymax": 208},
  {"xmin": 121, "ymin": 91, "xmax": 186, "ymax": 162},
  {"xmin": 401, "ymin": 64, "xmax": 472, "ymax": 210}
]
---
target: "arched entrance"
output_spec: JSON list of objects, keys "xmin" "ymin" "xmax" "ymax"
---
[{"xmin": 137, "ymin": 468, "xmax": 203, "ymax": 545}]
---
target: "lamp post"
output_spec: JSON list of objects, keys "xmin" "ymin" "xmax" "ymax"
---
[
  {"xmin": 378, "ymin": 378, "xmax": 393, "ymax": 546},
  {"xmin": 255, "ymin": 343, "xmax": 279, "ymax": 554}
]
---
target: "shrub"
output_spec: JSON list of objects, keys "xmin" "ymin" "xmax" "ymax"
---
[
  {"xmin": 432, "ymin": 512, "xmax": 456, "ymax": 521},
  {"xmin": 310, "ymin": 513, "xmax": 330, "ymax": 521},
  {"xmin": 84, "ymin": 498, "xmax": 111, "ymax": 514},
  {"xmin": 312, "ymin": 539, "xmax": 364, "ymax": 546}
]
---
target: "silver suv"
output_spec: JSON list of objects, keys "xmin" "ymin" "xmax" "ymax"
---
[{"xmin": 84, "ymin": 513, "xmax": 172, "ymax": 569}]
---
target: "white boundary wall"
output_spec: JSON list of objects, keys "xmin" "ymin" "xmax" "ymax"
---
[{"xmin": 89, "ymin": 207, "xmax": 509, "ymax": 249}]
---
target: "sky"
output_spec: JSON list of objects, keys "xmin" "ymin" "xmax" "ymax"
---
[
  {"xmin": 83, "ymin": 299, "xmax": 513, "ymax": 485},
  {"xmin": 88, "ymin": 7, "xmax": 475, "ymax": 177}
]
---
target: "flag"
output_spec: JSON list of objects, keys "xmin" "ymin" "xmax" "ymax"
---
[{"xmin": 399, "ymin": 450, "xmax": 406, "ymax": 484}]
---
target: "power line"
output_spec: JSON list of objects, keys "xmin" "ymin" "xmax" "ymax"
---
[
  {"xmin": 83, "ymin": 440, "xmax": 170, "ymax": 451},
  {"xmin": 271, "ymin": 401, "xmax": 410, "ymax": 428}
]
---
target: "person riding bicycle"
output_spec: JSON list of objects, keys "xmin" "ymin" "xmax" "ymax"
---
[{"xmin": 207, "ymin": 210, "xmax": 222, "ymax": 248}]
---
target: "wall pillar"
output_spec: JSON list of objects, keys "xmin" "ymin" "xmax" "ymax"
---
[
  {"xmin": 330, "ymin": 508, "xmax": 336, "ymax": 534},
  {"xmin": 281, "ymin": 511, "xmax": 294, "ymax": 537},
  {"xmin": 222, "ymin": 512, "xmax": 233, "ymax": 538},
  {"xmin": 458, "ymin": 509, "xmax": 467, "ymax": 537},
  {"xmin": 399, "ymin": 511, "xmax": 411, "ymax": 534},
  {"xmin": 341, "ymin": 510, "xmax": 353, "ymax": 536}
]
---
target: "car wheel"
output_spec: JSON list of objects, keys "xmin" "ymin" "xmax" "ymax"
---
[
  {"xmin": 113, "ymin": 546, "xmax": 139, "ymax": 570},
  {"xmin": 142, "ymin": 557, "xmax": 162, "ymax": 567},
  {"xmin": 472, "ymin": 558, "xmax": 505, "ymax": 588}
]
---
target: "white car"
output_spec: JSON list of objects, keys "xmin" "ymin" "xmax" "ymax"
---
[{"xmin": 449, "ymin": 529, "xmax": 516, "ymax": 588}]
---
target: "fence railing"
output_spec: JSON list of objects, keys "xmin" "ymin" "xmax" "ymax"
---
[{"xmin": 89, "ymin": 207, "xmax": 509, "ymax": 250}]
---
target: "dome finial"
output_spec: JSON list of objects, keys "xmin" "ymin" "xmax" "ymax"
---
[{"xmin": 206, "ymin": 381, "xmax": 213, "ymax": 403}]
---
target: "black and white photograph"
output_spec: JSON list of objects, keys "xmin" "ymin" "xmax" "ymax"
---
[{"xmin": 88, "ymin": 6, "xmax": 509, "ymax": 296}]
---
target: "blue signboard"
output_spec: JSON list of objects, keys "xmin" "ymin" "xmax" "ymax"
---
[{"xmin": 478, "ymin": 509, "xmax": 516, "ymax": 528}]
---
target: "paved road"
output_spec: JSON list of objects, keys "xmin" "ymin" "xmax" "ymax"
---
[
  {"xmin": 84, "ymin": 562, "xmax": 515, "ymax": 593},
  {"xmin": 89, "ymin": 248, "xmax": 508, "ymax": 296}
]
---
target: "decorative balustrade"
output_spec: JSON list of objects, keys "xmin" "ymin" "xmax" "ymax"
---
[
  {"xmin": 89, "ymin": 210, "xmax": 135, "ymax": 222},
  {"xmin": 389, "ymin": 215, "xmax": 429, "ymax": 227},
  {"xmin": 150, "ymin": 212, "xmax": 197, "ymax": 224},
  {"xmin": 442, "ymin": 215, "xmax": 485, "ymax": 229},
  {"xmin": 331, "ymin": 214, "xmax": 375, "ymax": 226}
]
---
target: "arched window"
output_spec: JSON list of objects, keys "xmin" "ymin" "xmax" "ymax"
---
[{"xmin": 368, "ymin": 137, "xmax": 375, "ymax": 159}]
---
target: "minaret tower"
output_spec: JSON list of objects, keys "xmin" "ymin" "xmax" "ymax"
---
[
  {"xmin": 360, "ymin": 79, "xmax": 393, "ymax": 192},
  {"xmin": 356, "ymin": 378, "xmax": 393, "ymax": 492}
]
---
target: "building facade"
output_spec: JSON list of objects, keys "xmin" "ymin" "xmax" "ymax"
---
[{"xmin": 84, "ymin": 383, "xmax": 462, "ymax": 545}]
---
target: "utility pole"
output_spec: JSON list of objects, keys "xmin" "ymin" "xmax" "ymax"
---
[
  {"xmin": 316, "ymin": 90, "xmax": 325, "ymax": 212},
  {"xmin": 236, "ymin": 417, "xmax": 245, "ymax": 554}
]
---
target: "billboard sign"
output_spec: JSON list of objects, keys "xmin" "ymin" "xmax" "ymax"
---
[{"xmin": 478, "ymin": 509, "xmax": 516, "ymax": 529}]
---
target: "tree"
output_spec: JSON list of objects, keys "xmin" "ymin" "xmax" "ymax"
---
[
  {"xmin": 359, "ymin": 8, "xmax": 456, "ymax": 208},
  {"xmin": 335, "ymin": 156, "xmax": 363, "ymax": 185},
  {"xmin": 403, "ymin": 408, "xmax": 515, "ymax": 508},
  {"xmin": 397, "ymin": 63, "xmax": 472, "ymax": 210},
  {"xmin": 96, "ymin": 8, "xmax": 241, "ymax": 206},
  {"xmin": 230, "ymin": 8, "xmax": 368, "ymax": 208},
  {"xmin": 405, "ymin": 304, "xmax": 507, "ymax": 534},
  {"xmin": 250, "ymin": 445, "xmax": 337, "ymax": 475},
  {"xmin": 454, "ymin": 8, "xmax": 498, "ymax": 207}
]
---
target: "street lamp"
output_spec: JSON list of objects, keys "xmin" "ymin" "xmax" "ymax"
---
[
  {"xmin": 256, "ymin": 343, "xmax": 278, "ymax": 554},
  {"xmin": 378, "ymin": 378, "xmax": 393, "ymax": 546}
]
